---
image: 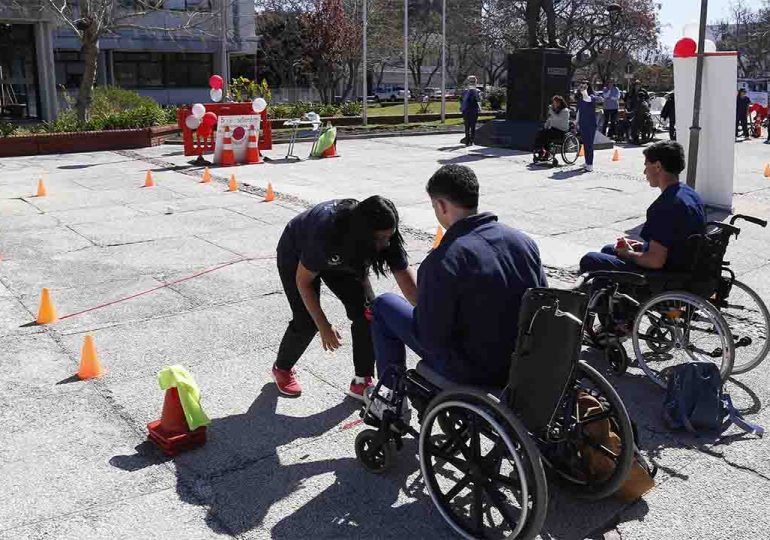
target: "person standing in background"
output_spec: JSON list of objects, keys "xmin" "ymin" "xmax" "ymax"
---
[
  {"xmin": 601, "ymin": 80, "xmax": 621, "ymax": 138},
  {"xmin": 460, "ymin": 76, "xmax": 482, "ymax": 147},
  {"xmin": 576, "ymin": 81, "xmax": 598, "ymax": 172},
  {"xmin": 661, "ymin": 92, "xmax": 676, "ymax": 141},
  {"xmin": 736, "ymin": 89, "xmax": 751, "ymax": 139}
]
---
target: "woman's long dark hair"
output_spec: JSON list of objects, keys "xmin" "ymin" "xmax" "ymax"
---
[
  {"xmin": 326, "ymin": 196, "xmax": 406, "ymax": 278},
  {"xmin": 551, "ymin": 95, "xmax": 567, "ymax": 112}
]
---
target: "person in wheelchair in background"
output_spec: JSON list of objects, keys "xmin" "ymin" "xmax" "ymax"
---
[
  {"xmin": 579, "ymin": 140, "xmax": 705, "ymax": 275},
  {"xmin": 365, "ymin": 164, "xmax": 548, "ymax": 424},
  {"xmin": 532, "ymin": 95, "xmax": 571, "ymax": 162}
]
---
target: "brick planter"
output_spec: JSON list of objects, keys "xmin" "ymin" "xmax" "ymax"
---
[{"xmin": 0, "ymin": 125, "xmax": 180, "ymax": 157}]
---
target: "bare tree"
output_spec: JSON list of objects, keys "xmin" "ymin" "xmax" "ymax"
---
[
  {"xmin": 35, "ymin": 0, "xmax": 218, "ymax": 121},
  {"xmin": 715, "ymin": 0, "xmax": 770, "ymax": 78}
]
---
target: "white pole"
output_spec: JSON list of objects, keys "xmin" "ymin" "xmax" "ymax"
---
[
  {"xmin": 441, "ymin": 0, "xmax": 446, "ymax": 122},
  {"xmin": 404, "ymin": 0, "xmax": 409, "ymax": 124},
  {"xmin": 220, "ymin": 0, "xmax": 228, "ymax": 98},
  {"xmin": 363, "ymin": 0, "xmax": 368, "ymax": 125},
  {"xmin": 686, "ymin": 0, "xmax": 709, "ymax": 190}
]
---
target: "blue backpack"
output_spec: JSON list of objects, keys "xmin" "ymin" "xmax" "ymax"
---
[{"xmin": 663, "ymin": 362, "xmax": 764, "ymax": 436}]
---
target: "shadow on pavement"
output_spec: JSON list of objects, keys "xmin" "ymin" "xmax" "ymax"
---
[{"xmin": 550, "ymin": 169, "xmax": 587, "ymax": 181}]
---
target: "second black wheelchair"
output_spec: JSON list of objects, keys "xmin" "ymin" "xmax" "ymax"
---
[
  {"xmin": 354, "ymin": 288, "xmax": 635, "ymax": 539},
  {"xmin": 532, "ymin": 124, "xmax": 581, "ymax": 167}
]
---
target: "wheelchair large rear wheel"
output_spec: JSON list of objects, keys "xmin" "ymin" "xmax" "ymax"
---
[
  {"xmin": 419, "ymin": 388, "xmax": 548, "ymax": 540},
  {"xmin": 561, "ymin": 133, "xmax": 580, "ymax": 165},
  {"xmin": 632, "ymin": 291, "xmax": 735, "ymax": 388},
  {"xmin": 718, "ymin": 280, "xmax": 770, "ymax": 374},
  {"xmin": 538, "ymin": 361, "xmax": 634, "ymax": 501}
]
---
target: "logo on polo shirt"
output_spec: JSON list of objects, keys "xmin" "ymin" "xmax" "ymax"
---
[{"xmin": 328, "ymin": 254, "xmax": 342, "ymax": 266}]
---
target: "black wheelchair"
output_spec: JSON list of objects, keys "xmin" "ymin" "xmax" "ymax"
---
[
  {"xmin": 579, "ymin": 215, "xmax": 769, "ymax": 387},
  {"xmin": 532, "ymin": 124, "xmax": 580, "ymax": 167},
  {"xmin": 355, "ymin": 289, "xmax": 635, "ymax": 539}
]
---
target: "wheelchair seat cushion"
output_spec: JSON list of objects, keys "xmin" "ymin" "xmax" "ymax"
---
[{"xmin": 415, "ymin": 361, "xmax": 503, "ymax": 398}]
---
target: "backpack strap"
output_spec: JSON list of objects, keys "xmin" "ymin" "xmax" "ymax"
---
[{"xmin": 722, "ymin": 394, "xmax": 765, "ymax": 437}]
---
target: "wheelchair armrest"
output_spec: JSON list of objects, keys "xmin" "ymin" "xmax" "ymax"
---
[{"xmin": 582, "ymin": 270, "xmax": 648, "ymax": 287}]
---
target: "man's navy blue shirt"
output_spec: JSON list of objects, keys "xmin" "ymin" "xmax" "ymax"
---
[
  {"xmin": 414, "ymin": 213, "xmax": 548, "ymax": 387},
  {"xmin": 640, "ymin": 183, "xmax": 706, "ymax": 271}
]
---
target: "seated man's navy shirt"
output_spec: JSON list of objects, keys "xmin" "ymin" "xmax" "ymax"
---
[
  {"xmin": 277, "ymin": 200, "xmax": 408, "ymax": 274},
  {"xmin": 639, "ymin": 183, "xmax": 706, "ymax": 271},
  {"xmin": 414, "ymin": 213, "xmax": 548, "ymax": 387}
]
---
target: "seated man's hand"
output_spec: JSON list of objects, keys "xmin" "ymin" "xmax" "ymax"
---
[{"xmin": 616, "ymin": 246, "xmax": 633, "ymax": 260}]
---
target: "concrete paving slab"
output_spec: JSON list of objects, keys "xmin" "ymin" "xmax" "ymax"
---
[
  {"xmin": 0, "ymin": 212, "xmax": 60, "ymax": 232},
  {"xmin": 0, "ymin": 198, "xmax": 41, "ymax": 217},
  {"xmin": 197, "ymin": 224, "xmax": 285, "ymax": 258},
  {"xmin": 22, "ymin": 186, "xmax": 183, "ymax": 214},
  {"xmin": 0, "ymin": 226, "xmax": 94, "ymax": 259},
  {"xmin": 128, "ymin": 191, "xmax": 261, "ymax": 217},
  {"xmin": 0, "ymin": 333, "xmax": 75, "ymax": 398},
  {"xmin": 0, "ymin": 296, "xmax": 40, "ymax": 338},
  {"xmin": 224, "ymin": 200, "xmax": 308, "ymax": 226},
  {"xmin": 46, "ymin": 205, "xmax": 147, "ymax": 227}
]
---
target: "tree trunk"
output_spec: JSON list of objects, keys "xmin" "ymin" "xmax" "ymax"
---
[{"xmin": 75, "ymin": 32, "xmax": 99, "ymax": 122}]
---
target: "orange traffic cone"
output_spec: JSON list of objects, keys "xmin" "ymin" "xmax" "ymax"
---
[
  {"xmin": 612, "ymin": 149, "xmax": 620, "ymax": 162},
  {"xmin": 201, "ymin": 167, "xmax": 212, "ymax": 183},
  {"xmin": 144, "ymin": 170, "xmax": 154, "ymax": 188},
  {"xmin": 220, "ymin": 126, "xmax": 236, "ymax": 166},
  {"xmin": 764, "ymin": 163, "xmax": 770, "ymax": 178},
  {"xmin": 36, "ymin": 287, "xmax": 58, "ymax": 325},
  {"xmin": 579, "ymin": 145, "xmax": 585, "ymax": 158},
  {"xmin": 245, "ymin": 125, "xmax": 262, "ymax": 164},
  {"xmin": 147, "ymin": 387, "xmax": 207, "ymax": 456},
  {"xmin": 264, "ymin": 182, "xmax": 275, "ymax": 202},
  {"xmin": 77, "ymin": 335, "xmax": 104, "ymax": 379},
  {"xmin": 322, "ymin": 142, "xmax": 340, "ymax": 158},
  {"xmin": 432, "ymin": 227, "xmax": 444, "ymax": 249},
  {"xmin": 35, "ymin": 178, "xmax": 47, "ymax": 197},
  {"xmin": 228, "ymin": 174, "xmax": 238, "ymax": 192}
]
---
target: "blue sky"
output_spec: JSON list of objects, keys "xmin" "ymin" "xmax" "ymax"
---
[{"xmin": 659, "ymin": 0, "xmax": 734, "ymax": 49}]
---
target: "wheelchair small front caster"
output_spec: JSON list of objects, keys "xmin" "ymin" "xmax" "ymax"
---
[
  {"xmin": 551, "ymin": 157, "xmax": 558, "ymax": 167},
  {"xmin": 355, "ymin": 429, "xmax": 394, "ymax": 474},
  {"xmin": 606, "ymin": 344, "xmax": 629, "ymax": 375}
]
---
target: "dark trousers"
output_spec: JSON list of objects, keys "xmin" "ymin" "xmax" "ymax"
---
[
  {"xmin": 579, "ymin": 244, "xmax": 638, "ymax": 273},
  {"xmin": 736, "ymin": 115, "xmax": 749, "ymax": 137},
  {"xmin": 602, "ymin": 109, "xmax": 618, "ymax": 137},
  {"xmin": 668, "ymin": 122, "xmax": 676, "ymax": 141},
  {"xmin": 275, "ymin": 253, "xmax": 375, "ymax": 377},
  {"xmin": 533, "ymin": 127, "xmax": 565, "ymax": 154},
  {"xmin": 463, "ymin": 110, "xmax": 479, "ymax": 145},
  {"xmin": 579, "ymin": 122, "xmax": 596, "ymax": 165}
]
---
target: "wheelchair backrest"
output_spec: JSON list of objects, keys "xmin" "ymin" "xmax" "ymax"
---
[
  {"xmin": 506, "ymin": 288, "xmax": 589, "ymax": 434},
  {"xmin": 686, "ymin": 223, "xmax": 735, "ymax": 286}
]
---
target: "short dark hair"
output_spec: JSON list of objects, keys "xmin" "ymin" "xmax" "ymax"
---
[
  {"xmin": 643, "ymin": 141, "xmax": 686, "ymax": 176},
  {"xmin": 426, "ymin": 164, "xmax": 479, "ymax": 209}
]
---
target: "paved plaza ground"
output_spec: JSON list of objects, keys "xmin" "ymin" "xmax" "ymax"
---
[{"xmin": 1, "ymin": 133, "xmax": 769, "ymax": 539}]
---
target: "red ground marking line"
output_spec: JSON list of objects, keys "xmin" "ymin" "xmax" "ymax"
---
[
  {"xmin": 58, "ymin": 256, "xmax": 275, "ymax": 321},
  {"xmin": 340, "ymin": 418, "xmax": 364, "ymax": 431}
]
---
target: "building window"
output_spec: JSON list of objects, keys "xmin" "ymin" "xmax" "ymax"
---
[
  {"xmin": 54, "ymin": 50, "xmax": 85, "ymax": 88},
  {"xmin": 112, "ymin": 51, "xmax": 213, "ymax": 88}
]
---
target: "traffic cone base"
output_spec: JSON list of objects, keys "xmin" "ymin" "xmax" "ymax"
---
[
  {"xmin": 36, "ymin": 288, "xmax": 58, "ymax": 325},
  {"xmin": 432, "ymin": 227, "xmax": 444, "ymax": 249},
  {"xmin": 612, "ymin": 149, "xmax": 620, "ymax": 162},
  {"xmin": 228, "ymin": 174, "xmax": 238, "ymax": 192},
  {"xmin": 245, "ymin": 125, "xmax": 262, "ymax": 164},
  {"xmin": 322, "ymin": 143, "xmax": 340, "ymax": 158},
  {"xmin": 264, "ymin": 182, "xmax": 275, "ymax": 202},
  {"xmin": 220, "ymin": 126, "xmax": 236, "ymax": 166},
  {"xmin": 77, "ymin": 335, "xmax": 103, "ymax": 379},
  {"xmin": 36, "ymin": 179, "xmax": 47, "ymax": 197},
  {"xmin": 144, "ymin": 170, "xmax": 154, "ymax": 188},
  {"xmin": 147, "ymin": 387, "xmax": 207, "ymax": 456}
]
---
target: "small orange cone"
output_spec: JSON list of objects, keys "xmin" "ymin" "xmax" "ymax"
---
[
  {"xmin": 220, "ymin": 126, "xmax": 236, "ymax": 166},
  {"xmin": 764, "ymin": 163, "xmax": 770, "ymax": 178},
  {"xmin": 228, "ymin": 174, "xmax": 238, "ymax": 192},
  {"xmin": 264, "ymin": 182, "xmax": 275, "ymax": 202},
  {"xmin": 35, "ymin": 178, "xmax": 47, "ymax": 197},
  {"xmin": 77, "ymin": 335, "xmax": 104, "ymax": 379},
  {"xmin": 432, "ymin": 227, "xmax": 444, "ymax": 249},
  {"xmin": 201, "ymin": 167, "xmax": 211, "ymax": 183},
  {"xmin": 612, "ymin": 149, "xmax": 620, "ymax": 162},
  {"xmin": 144, "ymin": 170, "xmax": 155, "ymax": 188},
  {"xmin": 245, "ymin": 125, "xmax": 262, "ymax": 164},
  {"xmin": 579, "ymin": 145, "xmax": 585, "ymax": 158},
  {"xmin": 36, "ymin": 287, "xmax": 58, "ymax": 325},
  {"xmin": 322, "ymin": 142, "xmax": 340, "ymax": 158}
]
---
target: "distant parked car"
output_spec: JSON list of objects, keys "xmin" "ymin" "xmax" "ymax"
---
[{"xmin": 374, "ymin": 85, "xmax": 412, "ymax": 102}]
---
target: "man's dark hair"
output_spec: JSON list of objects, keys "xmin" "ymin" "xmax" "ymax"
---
[
  {"xmin": 643, "ymin": 141, "xmax": 686, "ymax": 176},
  {"xmin": 426, "ymin": 164, "xmax": 479, "ymax": 209}
]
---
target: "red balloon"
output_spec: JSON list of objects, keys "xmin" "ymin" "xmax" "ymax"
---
[
  {"xmin": 201, "ymin": 111, "xmax": 218, "ymax": 127},
  {"xmin": 673, "ymin": 37, "xmax": 697, "ymax": 58},
  {"xmin": 197, "ymin": 124, "xmax": 213, "ymax": 138},
  {"xmin": 209, "ymin": 75, "xmax": 224, "ymax": 90}
]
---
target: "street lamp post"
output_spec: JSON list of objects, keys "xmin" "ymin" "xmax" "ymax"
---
[
  {"xmin": 363, "ymin": 0, "xmax": 368, "ymax": 126},
  {"xmin": 404, "ymin": 0, "xmax": 409, "ymax": 124},
  {"xmin": 220, "ymin": 0, "xmax": 228, "ymax": 98},
  {"xmin": 686, "ymin": 0, "xmax": 709, "ymax": 190},
  {"xmin": 441, "ymin": 0, "xmax": 446, "ymax": 122}
]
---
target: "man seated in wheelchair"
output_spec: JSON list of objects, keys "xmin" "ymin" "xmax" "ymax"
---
[
  {"xmin": 579, "ymin": 141, "xmax": 706, "ymax": 275},
  {"xmin": 364, "ymin": 164, "xmax": 548, "ymax": 426},
  {"xmin": 532, "ymin": 95, "xmax": 570, "ymax": 161}
]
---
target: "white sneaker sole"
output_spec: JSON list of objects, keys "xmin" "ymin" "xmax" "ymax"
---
[{"xmin": 346, "ymin": 388, "xmax": 368, "ymax": 402}]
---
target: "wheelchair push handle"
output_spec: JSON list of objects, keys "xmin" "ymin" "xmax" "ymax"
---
[
  {"xmin": 526, "ymin": 299, "xmax": 583, "ymax": 335},
  {"xmin": 730, "ymin": 214, "xmax": 767, "ymax": 228}
]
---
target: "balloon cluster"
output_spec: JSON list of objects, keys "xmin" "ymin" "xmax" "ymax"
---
[
  {"xmin": 209, "ymin": 75, "xmax": 224, "ymax": 103},
  {"xmin": 674, "ymin": 23, "xmax": 717, "ymax": 58},
  {"xmin": 186, "ymin": 103, "xmax": 218, "ymax": 138}
]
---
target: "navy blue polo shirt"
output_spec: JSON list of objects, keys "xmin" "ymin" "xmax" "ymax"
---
[
  {"xmin": 640, "ymin": 183, "xmax": 706, "ymax": 271},
  {"xmin": 414, "ymin": 213, "xmax": 548, "ymax": 387},
  {"xmin": 277, "ymin": 200, "xmax": 409, "ymax": 274}
]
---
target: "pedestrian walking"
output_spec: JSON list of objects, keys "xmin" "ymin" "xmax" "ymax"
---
[
  {"xmin": 460, "ymin": 76, "xmax": 482, "ymax": 146},
  {"xmin": 601, "ymin": 80, "xmax": 621, "ymax": 137},
  {"xmin": 661, "ymin": 91, "xmax": 676, "ymax": 141},
  {"xmin": 736, "ymin": 89, "xmax": 751, "ymax": 139},
  {"xmin": 576, "ymin": 80, "xmax": 598, "ymax": 171}
]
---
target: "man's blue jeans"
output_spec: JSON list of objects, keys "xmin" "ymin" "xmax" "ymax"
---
[
  {"xmin": 371, "ymin": 293, "xmax": 444, "ymax": 388},
  {"xmin": 579, "ymin": 244, "xmax": 637, "ymax": 273}
]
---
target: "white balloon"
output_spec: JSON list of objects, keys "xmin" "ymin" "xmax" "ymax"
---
[
  {"xmin": 703, "ymin": 39, "xmax": 717, "ymax": 53},
  {"xmin": 191, "ymin": 103, "xmax": 206, "ymax": 119},
  {"xmin": 682, "ymin": 22, "xmax": 699, "ymax": 39},
  {"xmin": 252, "ymin": 97, "xmax": 267, "ymax": 113},
  {"xmin": 209, "ymin": 88, "xmax": 223, "ymax": 102},
  {"xmin": 185, "ymin": 115, "xmax": 202, "ymax": 130}
]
